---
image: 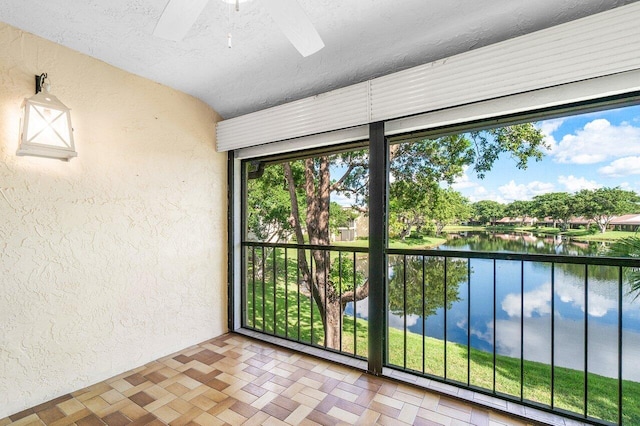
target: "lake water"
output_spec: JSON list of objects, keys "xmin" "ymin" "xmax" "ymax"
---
[{"xmin": 347, "ymin": 232, "xmax": 640, "ymax": 381}]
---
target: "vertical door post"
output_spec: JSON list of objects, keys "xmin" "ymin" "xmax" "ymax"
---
[{"xmin": 368, "ymin": 121, "xmax": 388, "ymax": 375}]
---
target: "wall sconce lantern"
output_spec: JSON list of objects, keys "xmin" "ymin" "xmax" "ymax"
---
[{"xmin": 17, "ymin": 73, "xmax": 77, "ymax": 161}]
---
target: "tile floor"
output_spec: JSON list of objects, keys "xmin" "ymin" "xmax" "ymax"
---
[{"xmin": 1, "ymin": 334, "xmax": 537, "ymax": 426}]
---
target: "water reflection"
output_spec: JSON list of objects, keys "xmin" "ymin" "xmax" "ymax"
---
[
  {"xmin": 350, "ymin": 232, "xmax": 640, "ymax": 382},
  {"xmin": 443, "ymin": 231, "xmax": 602, "ymax": 256}
]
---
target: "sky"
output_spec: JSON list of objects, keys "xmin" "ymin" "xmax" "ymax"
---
[
  {"xmin": 451, "ymin": 104, "xmax": 640, "ymax": 204},
  {"xmin": 329, "ymin": 103, "xmax": 640, "ymax": 206}
]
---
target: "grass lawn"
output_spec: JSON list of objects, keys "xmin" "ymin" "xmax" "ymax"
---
[
  {"xmin": 447, "ymin": 225, "xmax": 638, "ymax": 244},
  {"xmin": 245, "ymin": 271, "xmax": 639, "ymax": 424},
  {"xmin": 572, "ymin": 230, "xmax": 639, "ymax": 242},
  {"xmin": 331, "ymin": 227, "xmax": 638, "ymax": 249},
  {"xmin": 442, "ymin": 225, "xmax": 486, "ymax": 232},
  {"xmin": 333, "ymin": 236, "xmax": 446, "ymax": 250}
]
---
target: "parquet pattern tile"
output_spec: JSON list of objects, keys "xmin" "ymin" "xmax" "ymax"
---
[{"xmin": 2, "ymin": 334, "xmax": 534, "ymax": 426}]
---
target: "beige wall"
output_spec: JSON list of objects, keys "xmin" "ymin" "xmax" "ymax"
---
[{"xmin": 0, "ymin": 23, "xmax": 227, "ymax": 417}]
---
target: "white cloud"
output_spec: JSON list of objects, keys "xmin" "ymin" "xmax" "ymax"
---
[
  {"xmin": 557, "ymin": 175, "xmax": 600, "ymax": 192},
  {"xmin": 598, "ymin": 156, "xmax": 640, "ymax": 177},
  {"xmin": 468, "ymin": 286, "xmax": 640, "ymax": 380},
  {"xmin": 449, "ymin": 167, "xmax": 492, "ymax": 202},
  {"xmin": 451, "ymin": 169, "xmax": 478, "ymax": 190},
  {"xmin": 387, "ymin": 312, "xmax": 419, "ymax": 330},
  {"xmin": 469, "ymin": 186, "xmax": 489, "ymax": 200},
  {"xmin": 487, "ymin": 317, "xmax": 640, "ymax": 380},
  {"xmin": 555, "ymin": 280, "xmax": 616, "ymax": 318},
  {"xmin": 552, "ymin": 119, "xmax": 640, "ymax": 164},
  {"xmin": 539, "ymin": 118, "xmax": 564, "ymax": 136},
  {"xmin": 469, "ymin": 320, "xmax": 494, "ymax": 343},
  {"xmin": 331, "ymin": 192, "xmax": 353, "ymax": 207},
  {"xmin": 538, "ymin": 118, "xmax": 564, "ymax": 153},
  {"xmin": 502, "ymin": 283, "xmax": 552, "ymax": 318},
  {"xmin": 497, "ymin": 180, "xmax": 555, "ymax": 202}
]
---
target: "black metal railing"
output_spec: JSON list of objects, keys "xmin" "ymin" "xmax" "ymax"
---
[
  {"xmin": 242, "ymin": 241, "xmax": 369, "ymax": 360},
  {"xmin": 386, "ymin": 248, "xmax": 639, "ymax": 426},
  {"xmin": 241, "ymin": 242, "xmax": 639, "ymax": 425}
]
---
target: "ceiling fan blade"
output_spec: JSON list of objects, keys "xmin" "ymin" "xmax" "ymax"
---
[
  {"xmin": 264, "ymin": 0, "xmax": 324, "ymax": 57},
  {"xmin": 154, "ymin": 0, "xmax": 209, "ymax": 41}
]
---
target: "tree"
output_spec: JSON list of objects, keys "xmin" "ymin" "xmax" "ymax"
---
[
  {"xmin": 430, "ymin": 188, "xmax": 472, "ymax": 234},
  {"xmin": 388, "ymin": 124, "xmax": 544, "ymax": 238},
  {"xmin": 468, "ymin": 125, "xmax": 547, "ymax": 178},
  {"xmin": 575, "ymin": 187, "xmax": 639, "ymax": 233},
  {"xmin": 472, "ymin": 200, "xmax": 505, "ymax": 226},
  {"xmin": 250, "ymin": 122, "xmax": 546, "ymax": 349},
  {"xmin": 388, "ymin": 256, "xmax": 468, "ymax": 318},
  {"xmin": 531, "ymin": 192, "xmax": 574, "ymax": 230},
  {"xmin": 329, "ymin": 202, "xmax": 358, "ymax": 239},
  {"xmin": 389, "ymin": 185, "xmax": 470, "ymax": 238},
  {"xmin": 389, "ymin": 135, "xmax": 472, "ymax": 240},
  {"xmin": 282, "ymin": 154, "xmax": 370, "ymax": 348},
  {"xmin": 246, "ymin": 164, "xmax": 296, "ymax": 242},
  {"xmin": 504, "ymin": 200, "xmax": 534, "ymax": 220},
  {"xmin": 608, "ymin": 237, "xmax": 640, "ymax": 299},
  {"xmin": 389, "ymin": 179, "xmax": 437, "ymax": 240}
]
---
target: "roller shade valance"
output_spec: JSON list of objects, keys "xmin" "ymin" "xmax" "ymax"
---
[{"xmin": 217, "ymin": 2, "xmax": 640, "ymax": 155}]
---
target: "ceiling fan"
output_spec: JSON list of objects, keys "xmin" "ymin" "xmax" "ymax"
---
[{"xmin": 154, "ymin": 0, "xmax": 324, "ymax": 57}]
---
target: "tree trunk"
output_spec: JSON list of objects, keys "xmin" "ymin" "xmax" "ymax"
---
[
  {"xmin": 283, "ymin": 163, "xmax": 310, "ymax": 283},
  {"xmin": 285, "ymin": 157, "xmax": 370, "ymax": 350},
  {"xmin": 399, "ymin": 226, "xmax": 411, "ymax": 241},
  {"xmin": 324, "ymin": 298, "xmax": 343, "ymax": 349}
]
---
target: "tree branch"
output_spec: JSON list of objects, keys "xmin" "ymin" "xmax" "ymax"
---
[
  {"xmin": 329, "ymin": 161, "xmax": 366, "ymax": 193},
  {"xmin": 340, "ymin": 278, "xmax": 369, "ymax": 303}
]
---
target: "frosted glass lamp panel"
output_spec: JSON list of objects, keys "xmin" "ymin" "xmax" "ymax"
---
[
  {"xmin": 17, "ymin": 91, "xmax": 77, "ymax": 160},
  {"xmin": 26, "ymin": 104, "xmax": 72, "ymax": 148}
]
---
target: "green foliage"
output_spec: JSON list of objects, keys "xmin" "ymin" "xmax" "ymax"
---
[
  {"xmin": 608, "ymin": 236, "xmax": 640, "ymax": 299},
  {"xmin": 249, "ymin": 123, "xmax": 546, "ymax": 244},
  {"xmin": 388, "ymin": 124, "xmax": 544, "ymax": 239},
  {"xmin": 387, "ymin": 255, "xmax": 467, "ymax": 317},
  {"xmin": 531, "ymin": 192, "xmax": 575, "ymax": 229},
  {"xmin": 246, "ymin": 122, "xmax": 546, "ymax": 347},
  {"xmin": 246, "ymin": 164, "xmax": 294, "ymax": 242},
  {"xmin": 504, "ymin": 200, "xmax": 534, "ymax": 218},
  {"xmin": 469, "ymin": 123, "xmax": 547, "ymax": 178},
  {"xmin": 329, "ymin": 255, "xmax": 365, "ymax": 294},
  {"xmin": 388, "ymin": 178, "xmax": 438, "ymax": 239},
  {"xmin": 390, "ymin": 135, "xmax": 473, "ymax": 185},
  {"xmin": 575, "ymin": 187, "xmax": 640, "ymax": 233},
  {"xmin": 472, "ymin": 200, "xmax": 505, "ymax": 225},
  {"xmin": 329, "ymin": 149, "xmax": 370, "ymax": 206},
  {"xmin": 246, "ymin": 161, "xmax": 308, "ymax": 242},
  {"xmin": 430, "ymin": 188, "xmax": 472, "ymax": 234},
  {"xmin": 329, "ymin": 202, "xmax": 358, "ymax": 235}
]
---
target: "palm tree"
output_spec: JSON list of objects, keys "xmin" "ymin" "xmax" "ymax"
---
[{"xmin": 608, "ymin": 236, "xmax": 640, "ymax": 300}]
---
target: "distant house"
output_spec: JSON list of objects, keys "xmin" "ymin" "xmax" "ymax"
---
[
  {"xmin": 567, "ymin": 216, "xmax": 592, "ymax": 229},
  {"xmin": 610, "ymin": 214, "xmax": 640, "ymax": 232},
  {"xmin": 332, "ymin": 210, "xmax": 359, "ymax": 242},
  {"xmin": 355, "ymin": 213, "xmax": 368, "ymax": 239},
  {"xmin": 536, "ymin": 217, "xmax": 557, "ymax": 228},
  {"xmin": 496, "ymin": 216, "xmax": 537, "ymax": 226}
]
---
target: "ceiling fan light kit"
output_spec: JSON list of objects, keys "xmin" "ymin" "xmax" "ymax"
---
[{"xmin": 154, "ymin": 0, "xmax": 324, "ymax": 57}]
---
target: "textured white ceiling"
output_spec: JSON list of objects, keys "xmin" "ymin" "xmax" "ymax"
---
[{"xmin": 0, "ymin": 0, "xmax": 636, "ymax": 118}]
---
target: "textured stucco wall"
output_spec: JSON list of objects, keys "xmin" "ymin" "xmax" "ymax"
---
[{"xmin": 0, "ymin": 23, "xmax": 227, "ymax": 417}]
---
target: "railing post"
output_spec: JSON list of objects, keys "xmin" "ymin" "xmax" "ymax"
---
[{"xmin": 368, "ymin": 121, "xmax": 388, "ymax": 375}]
